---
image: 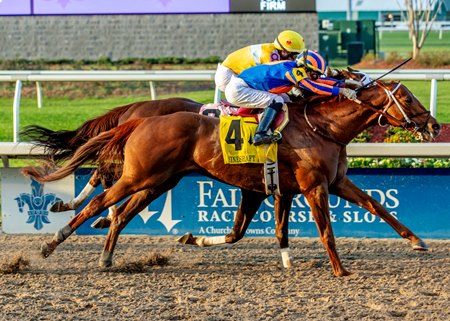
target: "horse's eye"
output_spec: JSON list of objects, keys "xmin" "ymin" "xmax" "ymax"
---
[{"xmin": 405, "ymin": 97, "xmax": 413, "ymax": 104}]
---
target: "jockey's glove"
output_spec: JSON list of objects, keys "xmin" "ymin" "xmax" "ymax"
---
[
  {"xmin": 344, "ymin": 79, "xmax": 362, "ymax": 87},
  {"xmin": 339, "ymin": 87, "xmax": 357, "ymax": 100},
  {"xmin": 291, "ymin": 87, "xmax": 303, "ymax": 97}
]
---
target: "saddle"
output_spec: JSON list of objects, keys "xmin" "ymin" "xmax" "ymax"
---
[{"xmin": 199, "ymin": 100, "xmax": 288, "ymax": 130}]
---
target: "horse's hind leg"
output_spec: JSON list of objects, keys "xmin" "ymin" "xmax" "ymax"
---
[
  {"xmin": 330, "ymin": 175, "xmax": 428, "ymax": 251},
  {"xmin": 41, "ymin": 177, "xmax": 137, "ymax": 258},
  {"xmin": 101, "ymin": 177, "xmax": 182, "ymax": 267},
  {"xmin": 178, "ymin": 189, "xmax": 266, "ymax": 246},
  {"xmin": 50, "ymin": 169, "xmax": 102, "ymax": 212},
  {"xmin": 274, "ymin": 194, "xmax": 294, "ymax": 268},
  {"xmin": 100, "ymin": 190, "xmax": 150, "ymax": 267},
  {"xmin": 90, "ymin": 176, "xmax": 117, "ymax": 229}
]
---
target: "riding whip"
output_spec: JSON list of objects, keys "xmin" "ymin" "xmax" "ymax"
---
[{"xmin": 355, "ymin": 57, "xmax": 412, "ymax": 92}]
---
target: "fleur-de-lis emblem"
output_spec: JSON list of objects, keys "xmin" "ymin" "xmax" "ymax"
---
[{"xmin": 14, "ymin": 179, "xmax": 63, "ymax": 230}]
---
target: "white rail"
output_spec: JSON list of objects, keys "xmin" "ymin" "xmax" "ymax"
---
[
  {"xmin": 1, "ymin": 142, "xmax": 449, "ymax": 168},
  {"xmin": 0, "ymin": 69, "xmax": 448, "ymax": 144}
]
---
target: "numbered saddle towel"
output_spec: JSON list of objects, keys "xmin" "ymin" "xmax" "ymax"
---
[{"xmin": 219, "ymin": 116, "xmax": 277, "ymax": 165}]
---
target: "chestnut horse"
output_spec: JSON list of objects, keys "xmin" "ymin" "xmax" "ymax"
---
[
  {"xmin": 22, "ymin": 68, "xmax": 359, "ymax": 214},
  {"xmin": 21, "ymin": 69, "xmax": 364, "ymax": 268},
  {"xmin": 23, "ymin": 80, "xmax": 440, "ymax": 276},
  {"xmin": 22, "ymin": 97, "xmax": 203, "ymax": 211},
  {"xmin": 21, "ymin": 68, "xmax": 362, "ymax": 214},
  {"xmin": 23, "ymin": 97, "xmax": 301, "ymax": 266}
]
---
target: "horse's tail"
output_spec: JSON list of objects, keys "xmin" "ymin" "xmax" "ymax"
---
[
  {"xmin": 22, "ymin": 119, "xmax": 145, "ymax": 183},
  {"xmin": 21, "ymin": 103, "xmax": 134, "ymax": 163}
]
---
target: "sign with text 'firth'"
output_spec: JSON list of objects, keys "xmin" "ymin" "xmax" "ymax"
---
[{"xmin": 72, "ymin": 168, "xmax": 449, "ymax": 238}]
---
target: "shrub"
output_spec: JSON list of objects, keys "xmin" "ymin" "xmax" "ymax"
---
[{"xmin": 383, "ymin": 127, "xmax": 421, "ymax": 143}]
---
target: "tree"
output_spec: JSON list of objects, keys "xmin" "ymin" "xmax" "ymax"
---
[{"xmin": 398, "ymin": 0, "xmax": 445, "ymax": 59}]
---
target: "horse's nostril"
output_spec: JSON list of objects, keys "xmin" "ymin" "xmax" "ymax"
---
[{"xmin": 432, "ymin": 123, "xmax": 441, "ymax": 131}]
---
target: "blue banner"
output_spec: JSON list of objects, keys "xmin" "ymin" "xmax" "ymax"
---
[{"xmin": 75, "ymin": 168, "xmax": 450, "ymax": 239}]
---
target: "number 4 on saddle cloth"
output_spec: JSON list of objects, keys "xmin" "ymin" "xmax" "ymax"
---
[{"xmin": 199, "ymin": 101, "xmax": 289, "ymax": 195}]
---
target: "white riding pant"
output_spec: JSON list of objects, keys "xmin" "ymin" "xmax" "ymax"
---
[
  {"xmin": 214, "ymin": 64, "xmax": 236, "ymax": 93},
  {"xmin": 225, "ymin": 76, "xmax": 290, "ymax": 109}
]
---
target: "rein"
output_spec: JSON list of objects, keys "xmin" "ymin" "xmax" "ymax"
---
[
  {"xmin": 303, "ymin": 104, "xmax": 346, "ymax": 146},
  {"xmin": 303, "ymin": 81, "xmax": 430, "ymax": 145}
]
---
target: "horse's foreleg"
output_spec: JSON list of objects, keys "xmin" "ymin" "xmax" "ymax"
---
[
  {"xmin": 304, "ymin": 184, "xmax": 350, "ymax": 277},
  {"xmin": 41, "ymin": 179, "xmax": 135, "ymax": 258},
  {"xmin": 274, "ymin": 194, "xmax": 294, "ymax": 268},
  {"xmin": 330, "ymin": 175, "xmax": 428, "ymax": 251},
  {"xmin": 50, "ymin": 169, "xmax": 101, "ymax": 212},
  {"xmin": 178, "ymin": 189, "xmax": 266, "ymax": 247}
]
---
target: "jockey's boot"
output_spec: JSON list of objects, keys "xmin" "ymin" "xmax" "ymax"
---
[{"xmin": 253, "ymin": 102, "xmax": 283, "ymax": 146}]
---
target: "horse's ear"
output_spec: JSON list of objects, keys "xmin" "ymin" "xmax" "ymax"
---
[{"xmin": 347, "ymin": 66, "xmax": 355, "ymax": 72}]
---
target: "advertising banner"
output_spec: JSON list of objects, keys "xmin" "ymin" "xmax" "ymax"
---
[
  {"xmin": 33, "ymin": 0, "xmax": 230, "ymax": 15},
  {"xmin": 1, "ymin": 168, "xmax": 449, "ymax": 238},
  {"xmin": 0, "ymin": 0, "xmax": 316, "ymax": 15},
  {"xmin": 73, "ymin": 168, "xmax": 450, "ymax": 239},
  {"xmin": 1, "ymin": 168, "xmax": 75, "ymax": 234},
  {"xmin": 0, "ymin": 0, "xmax": 31, "ymax": 15}
]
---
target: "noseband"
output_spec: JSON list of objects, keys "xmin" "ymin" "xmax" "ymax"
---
[{"xmin": 365, "ymin": 82, "xmax": 431, "ymax": 134}]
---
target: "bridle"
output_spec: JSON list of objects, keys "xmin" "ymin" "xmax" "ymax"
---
[
  {"xmin": 303, "ymin": 80, "xmax": 431, "ymax": 145},
  {"xmin": 363, "ymin": 81, "xmax": 431, "ymax": 134}
]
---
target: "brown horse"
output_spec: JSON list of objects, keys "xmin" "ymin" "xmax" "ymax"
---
[
  {"xmin": 23, "ymin": 79, "xmax": 440, "ymax": 276},
  {"xmin": 22, "ymin": 97, "xmax": 299, "ymax": 266},
  {"xmin": 22, "ymin": 97, "xmax": 204, "ymax": 211},
  {"xmin": 22, "ymin": 68, "xmax": 359, "ymax": 214}
]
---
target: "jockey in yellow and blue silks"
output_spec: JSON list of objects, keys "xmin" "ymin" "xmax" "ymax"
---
[
  {"xmin": 225, "ymin": 50, "xmax": 358, "ymax": 146},
  {"xmin": 215, "ymin": 30, "xmax": 305, "ymax": 93}
]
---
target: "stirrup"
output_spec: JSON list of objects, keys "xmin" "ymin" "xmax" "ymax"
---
[
  {"xmin": 271, "ymin": 131, "xmax": 282, "ymax": 142},
  {"xmin": 254, "ymin": 131, "xmax": 282, "ymax": 146}
]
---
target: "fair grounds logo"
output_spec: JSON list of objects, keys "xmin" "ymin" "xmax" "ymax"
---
[{"xmin": 15, "ymin": 179, "xmax": 63, "ymax": 230}]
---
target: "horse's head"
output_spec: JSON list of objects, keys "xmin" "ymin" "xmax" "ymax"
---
[{"xmin": 357, "ymin": 80, "xmax": 441, "ymax": 142}]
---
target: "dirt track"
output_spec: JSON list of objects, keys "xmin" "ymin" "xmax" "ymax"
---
[{"xmin": 0, "ymin": 234, "xmax": 449, "ymax": 321}]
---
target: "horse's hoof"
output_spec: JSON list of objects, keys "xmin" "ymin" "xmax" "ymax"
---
[
  {"xmin": 99, "ymin": 260, "xmax": 112, "ymax": 268},
  {"xmin": 40, "ymin": 242, "xmax": 54, "ymax": 258},
  {"xmin": 335, "ymin": 269, "xmax": 352, "ymax": 277},
  {"xmin": 50, "ymin": 201, "xmax": 71, "ymax": 212},
  {"xmin": 91, "ymin": 217, "xmax": 111, "ymax": 229},
  {"xmin": 177, "ymin": 233, "xmax": 194, "ymax": 245},
  {"xmin": 412, "ymin": 239, "xmax": 429, "ymax": 251}
]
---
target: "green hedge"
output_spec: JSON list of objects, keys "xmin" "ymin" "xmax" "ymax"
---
[{"xmin": 348, "ymin": 127, "xmax": 449, "ymax": 168}]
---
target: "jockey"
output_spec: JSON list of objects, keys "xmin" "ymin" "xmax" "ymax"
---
[
  {"xmin": 215, "ymin": 30, "xmax": 305, "ymax": 93},
  {"xmin": 225, "ymin": 50, "xmax": 358, "ymax": 146}
]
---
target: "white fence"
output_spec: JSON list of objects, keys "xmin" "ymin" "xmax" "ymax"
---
[
  {"xmin": 1, "ymin": 142, "xmax": 450, "ymax": 168},
  {"xmin": 0, "ymin": 69, "xmax": 449, "ymax": 165}
]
